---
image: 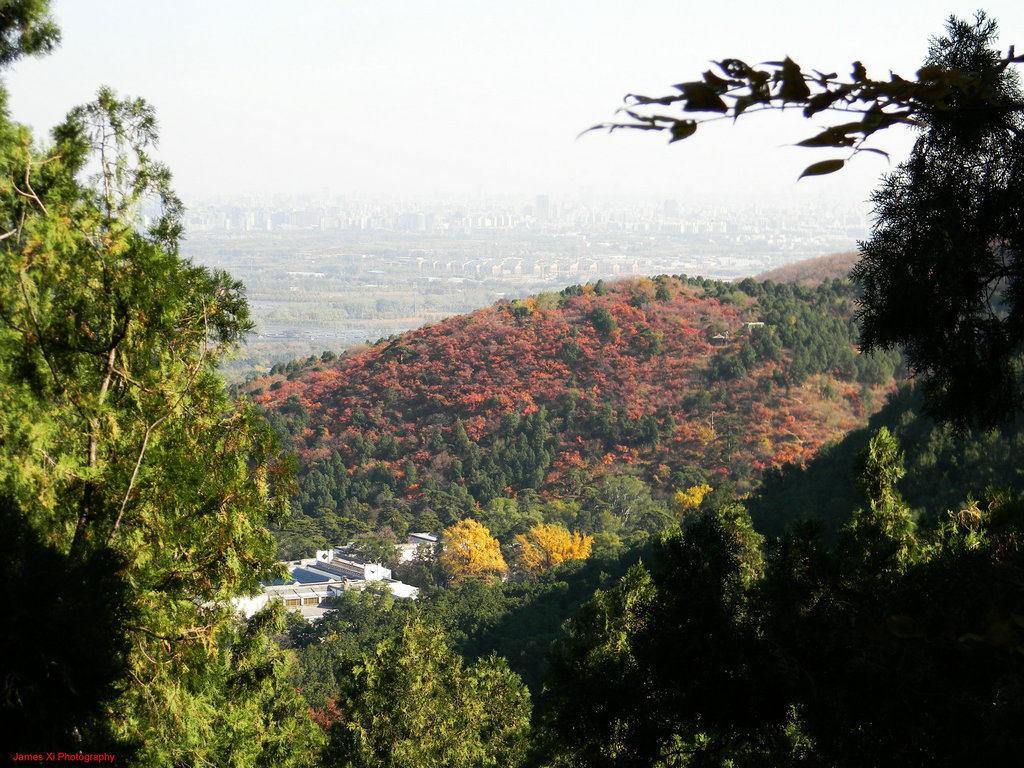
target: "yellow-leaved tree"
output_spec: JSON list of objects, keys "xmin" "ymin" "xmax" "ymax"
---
[
  {"xmin": 441, "ymin": 519, "xmax": 507, "ymax": 582},
  {"xmin": 671, "ymin": 484, "xmax": 713, "ymax": 518},
  {"xmin": 515, "ymin": 523, "xmax": 594, "ymax": 576}
]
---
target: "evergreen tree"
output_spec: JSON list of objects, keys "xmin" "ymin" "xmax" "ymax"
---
[
  {"xmin": 853, "ymin": 13, "xmax": 1024, "ymax": 430},
  {"xmin": 324, "ymin": 618, "xmax": 531, "ymax": 768},
  {"xmin": 0, "ymin": 6, "xmax": 319, "ymax": 761}
]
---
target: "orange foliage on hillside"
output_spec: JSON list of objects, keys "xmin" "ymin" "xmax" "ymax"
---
[{"xmin": 251, "ymin": 276, "xmax": 894, "ymax": 511}]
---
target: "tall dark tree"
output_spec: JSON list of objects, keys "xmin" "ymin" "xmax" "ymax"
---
[
  {"xmin": 852, "ymin": 14, "xmax": 1024, "ymax": 429},
  {"xmin": 598, "ymin": 13, "xmax": 1024, "ymax": 428}
]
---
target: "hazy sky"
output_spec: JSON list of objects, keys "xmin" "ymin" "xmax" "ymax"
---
[{"xmin": 5, "ymin": 1, "xmax": 1023, "ymax": 208}]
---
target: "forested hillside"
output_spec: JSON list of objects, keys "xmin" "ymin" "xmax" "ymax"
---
[
  {"xmin": 244, "ymin": 274, "xmax": 900, "ymax": 557},
  {"xmin": 753, "ymin": 250, "xmax": 859, "ymax": 286},
  {"xmin": 749, "ymin": 381, "xmax": 1024, "ymax": 542},
  {"xmin": 10, "ymin": 3, "xmax": 1024, "ymax": 765}
]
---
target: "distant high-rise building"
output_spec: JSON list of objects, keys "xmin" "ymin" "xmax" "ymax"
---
[{"xmin": 535, "ymin": 194, "xmax": 550, "ymax": 221}]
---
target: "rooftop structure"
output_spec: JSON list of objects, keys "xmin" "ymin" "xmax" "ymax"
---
[
  {"xmin": 234, "ymin": 543, "xmax": 423, "ymax": 621},
  {"xmin": 398, "ymin": 532, "xmax": 439, "ymax": 563}
]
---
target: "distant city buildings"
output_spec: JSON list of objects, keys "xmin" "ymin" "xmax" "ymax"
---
[
  {"xmin": 181, "ymin": 193, "xmax": 868, "ymax": 378},
  {"xmin": 181, "ymin": 193, "xmax": 867, "ymax": 254}
]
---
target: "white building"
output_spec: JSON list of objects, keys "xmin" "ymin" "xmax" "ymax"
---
[
  {"xmin": 397, "ymin": 532, "xmax": 439, "ymax": 563},
  {"xmin": 234, "ymin": 545, "xmax": 421, "ymax": 621}
]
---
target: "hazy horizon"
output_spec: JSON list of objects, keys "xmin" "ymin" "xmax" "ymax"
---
[{"xmin": 6, "ymin": 1, "xmax": 1023, "ymax": 212}]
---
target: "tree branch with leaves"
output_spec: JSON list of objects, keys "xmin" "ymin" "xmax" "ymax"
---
[
  {"xmin": 597, "ymin": 12, "xmax": 1024, "ymax": 430},
  {"xmin": 591, "ymin": 14, "xmax": 1024, "ymax": 180}
]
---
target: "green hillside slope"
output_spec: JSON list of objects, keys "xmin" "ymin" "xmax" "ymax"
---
[{"xmin": 243, "ymin": 274, "xmax": 899, "ymax": 557}]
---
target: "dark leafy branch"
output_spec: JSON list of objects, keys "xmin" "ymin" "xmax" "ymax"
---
[{"xmin": 590, "ymin": 46, "xmax": 1024, "ymax": 178}]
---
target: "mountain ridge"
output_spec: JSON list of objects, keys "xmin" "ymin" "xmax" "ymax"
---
[
  {"xmin": 243, "ymin": 272, "xmax": 900, "ymax": 554},
  {"xmin": 752, "ymin": 250, "xmax": 860, "ymax": 286}
]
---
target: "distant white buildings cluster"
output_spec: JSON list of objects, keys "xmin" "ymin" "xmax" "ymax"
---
[
  {"xmin": 182, "ymin": 194, "xmax": 867, "ymax": 250},
  {"xmin": 235, "ymin": 533, "xmax": 438, "ymax": 621}
]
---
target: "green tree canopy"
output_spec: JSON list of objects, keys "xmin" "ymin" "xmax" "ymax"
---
[
  {"xmin": 0, "ymin": 0, "xmax": 59, "ymax": 66},
  {"xmin": 0, "ymin": 5, "xmax": 319, "ymax": 761},
  {"xmin": 542, "ymin": 432, "xmax": 1024, "ymax": 767},
  {"xmin": 324, "ymin": 618, "xmax": 532, "ymax": 768}
]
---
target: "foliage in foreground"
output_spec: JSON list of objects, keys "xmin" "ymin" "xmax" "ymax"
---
[
  {"xmin": 322, "ymin": 618, "xmax": 532, "ymax": 768},
  {"xmin": 0, "ymin": 3, "xmax": 320, "ymax": 762},
  {"xmin": 542, "ymin": 428, "xmax": 1024, "ymax": 767}
]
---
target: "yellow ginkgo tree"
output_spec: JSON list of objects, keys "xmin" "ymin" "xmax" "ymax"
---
[
  {"xmin": 671, "ymin": 484, "xmax": 714, "ymax": 518},
  {"xmin": 440, "ymin": 518, "xmax": 508, "ymax": 582},
  {"xmin": 515, "ymin": 523, "xmax": 594, "ymax": 576}
]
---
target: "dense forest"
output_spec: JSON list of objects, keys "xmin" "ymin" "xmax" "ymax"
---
[
  {"xmin": 750, "ymin": 381, "xmax": 1024, "ymax": 541},
  {"xmin": 4, "ymin": 4, "xmax": 1024, "ymax": 767},
  {"xmin": 245, "ymin": 273, "xmax": 900, "ymax": 559}
]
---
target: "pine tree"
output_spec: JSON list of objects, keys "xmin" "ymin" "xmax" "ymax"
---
[
  {"xmin": 0, "ymin": 6, "xmax": 320, "ymax": 761},
  {"xmin": 324, "ymin": 619, "xmax": 531, "ymax": 768}
]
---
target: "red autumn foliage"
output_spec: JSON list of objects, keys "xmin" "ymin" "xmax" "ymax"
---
[{"xmin": 249, "ymin": 276, "xmax": 894, "ymax": 504}]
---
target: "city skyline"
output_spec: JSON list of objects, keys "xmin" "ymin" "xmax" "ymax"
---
[{"xmin": 5, "ymin": 2, "xmax": 1023, "ymax": 211}]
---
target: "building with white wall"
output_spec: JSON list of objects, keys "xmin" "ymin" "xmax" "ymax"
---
[{"xmin": 235, "ymin": 554, "xmax": 417, "ymax": 621}]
